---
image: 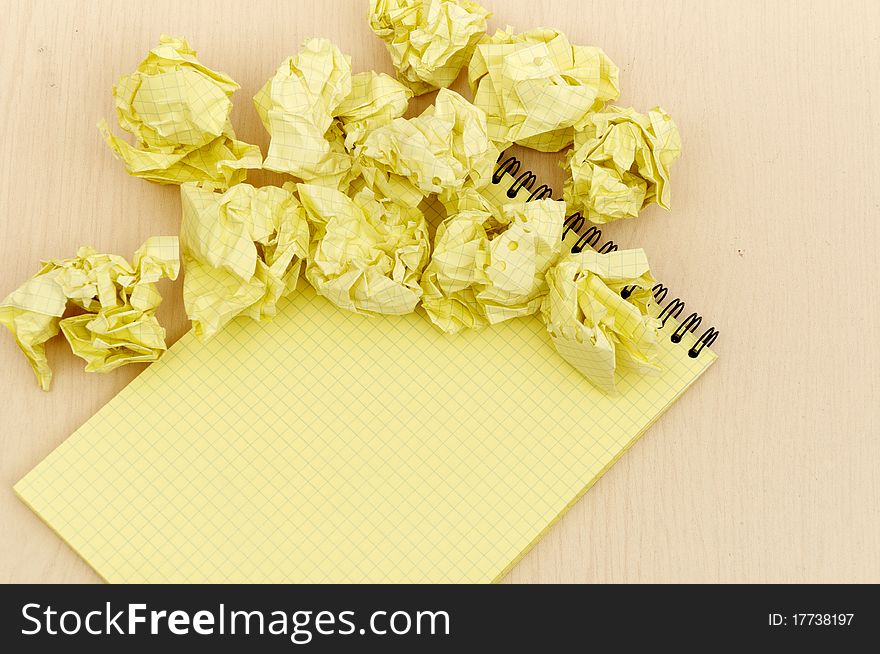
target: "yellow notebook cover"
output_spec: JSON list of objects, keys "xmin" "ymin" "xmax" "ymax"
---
[{"xmin": 14, "ymin": 173, "xmax": 717, "ymax": 583}]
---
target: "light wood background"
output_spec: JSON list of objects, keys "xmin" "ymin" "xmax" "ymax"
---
[{"xmin": 1, "ymin": 0, "xmax": 878, "ymax": 584}]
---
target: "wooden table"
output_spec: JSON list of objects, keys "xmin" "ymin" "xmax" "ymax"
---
[{"xmin": 2, "ymin": 0, "xmax": 878, "ymax": 583}]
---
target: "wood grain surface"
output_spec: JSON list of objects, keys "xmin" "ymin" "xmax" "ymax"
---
[{"xmin": 1, "ymin": 0, "xmax": 878, "ymax": 583}]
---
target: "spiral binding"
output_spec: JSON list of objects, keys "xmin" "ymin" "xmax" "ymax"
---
[{"xmin": 491, "ymin": 153, "xmax": 719, "ymax": 358}]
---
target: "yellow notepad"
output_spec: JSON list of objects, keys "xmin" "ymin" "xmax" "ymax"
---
[{"xmin": 15, "ymin": 172, "xmax": 716, "ymax": 583}]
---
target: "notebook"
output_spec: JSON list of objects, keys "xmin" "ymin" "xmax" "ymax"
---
[{"xmin": 14, "ymin": 156, "xmax": 718, "ymax": 583}]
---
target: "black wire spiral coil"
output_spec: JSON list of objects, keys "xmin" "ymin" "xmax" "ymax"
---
[{"xmin": 491, "ymin": 153, "xmax": 719, "ymax": 358}]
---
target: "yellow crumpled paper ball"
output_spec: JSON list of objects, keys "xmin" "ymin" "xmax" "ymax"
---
[
  {"xmin": 99, "ymin": 36, "xmax": 261, "ymax": 187},
  {"xmin": 254, "ymin": 38, "xmax": 355, "ymax": 188},
  {"xmin": 0, "ymin": 237, "xmax": 179, "ymax": 390},
  {"xmin": 298, "ymin": 183, "xmax": 431, "ymax": 316},
  {"xmin": 180, "ymin": 182, "xmax": 311, "ymax": 341},
  {"xmin": 336, "ymin": 71, "xmax": 413, "ymax": 151},
  {"xmin": 421, "ymin": 198, "xmax": 566, "ymax": 333},
  {"xmin": 358, "ymin": 88, "xmax": 499, "ymax": 206},
  {"xmin": 541, "ymin": 248, "xmax": 662, "ymax": 393},
  {"xmin": 369, "ymin": 0, "xmax": 491, "ymax": 96},
  {"xmin": 468, "ymin": 27, "xmax": 620, "ymax": 152},
  {"xmin": 255, "ymin": 39, "xmax": 413, "ymax": 192},
  {"xmin": 563, "ymin": 106, "xmax": 682, "ymax": 224}
]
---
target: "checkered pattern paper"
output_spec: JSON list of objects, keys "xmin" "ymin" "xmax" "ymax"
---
[{"xmin": 14, "ymin": 177, "xmax": 716, "ymax": 583}]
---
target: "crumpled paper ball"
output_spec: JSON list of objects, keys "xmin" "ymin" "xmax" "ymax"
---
[
  {"xmin": 336, "ymin": 71, "xmax": 413, "ymax": 150},
  {"xmin": 0, "ymin": 237, "xmax": 179, "ymax": 390},
  {"xmin": 297, "ymin": 183, "xmax": 430, "ymax": 316},
  {"xmin": 421, "ymin": 198, "xmax": 566, "ymax": 333},
  {"xmin": 255, "ymin": 40, "xmax": 414, "ymax": 193},
  {"xmin": 369, "ymin": 0, "xmax": 491, "ymax": 95},
  {"xmin": 563, "ymin": 106, "xmax": 682, "ymax": 224},
  {"xmin": 358, "ymin": 88, "xmax": 499, "ymax": 206},
  {"xmin": 99, "ymin": 35, "xmax": 261, "ymax": 187},
  {"xmin": 180, "ymin": 182, "xmax": 310, "ymax": 340},
  {"xmin": 541, "ymin": 248, "xmax": 662, "ymax": 393},
  {"xmin": 468, "ymin": 27, "xmax": 620, "ymax": 152},
  {"xmin": 254, "ymin": 38, "xmax": 355, "ymax": 188}
]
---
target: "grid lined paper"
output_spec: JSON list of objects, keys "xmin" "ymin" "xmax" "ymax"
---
[{"xmin": 14, "ymin": 178, "xmax": 716, "ymax": 583}]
